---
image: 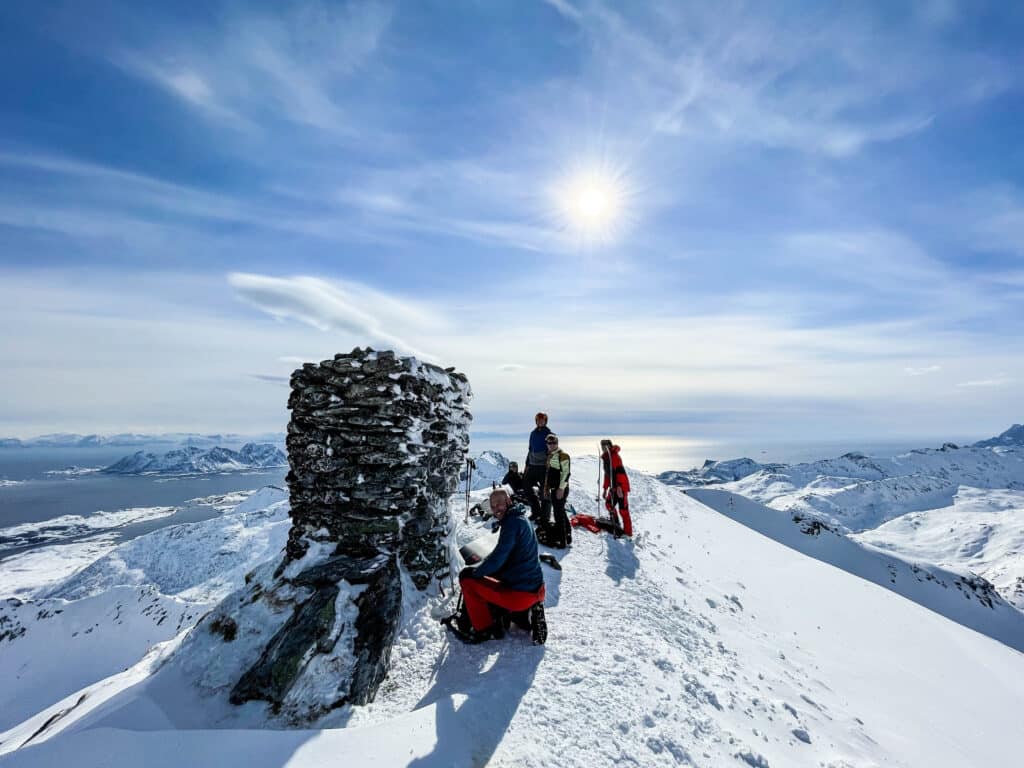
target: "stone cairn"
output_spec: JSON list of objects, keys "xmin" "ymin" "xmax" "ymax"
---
[{"xmin": 230, "ymin": 348, "xmax": 471, "ymax": 713}]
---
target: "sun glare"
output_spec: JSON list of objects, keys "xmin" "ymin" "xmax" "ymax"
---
[{"xmin": 553, "ymin": 167, "xmax": 629, "ymax": 244}]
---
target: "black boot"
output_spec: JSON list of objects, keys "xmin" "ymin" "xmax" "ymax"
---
[{"xmin": 530, "ymin": 603, "xmax": 547, "ymax": 645}]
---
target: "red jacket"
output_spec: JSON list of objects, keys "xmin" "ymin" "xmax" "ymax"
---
[{"xmin": 601, "ymin": 445, "xmax": 630, "ymax": 492}]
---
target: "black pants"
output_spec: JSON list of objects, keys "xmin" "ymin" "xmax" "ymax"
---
[
  {"xmin": 522, "ymin": 464, "xmax": 546, "ymax": 519},
  {"xmin": 543, "ymin": 488, "xmax": 571, "ymax": 547}
]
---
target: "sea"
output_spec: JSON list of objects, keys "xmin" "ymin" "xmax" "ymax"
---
[{"xmin": 0, "ymin": 434, "xmax": 977, "ymax": 563}]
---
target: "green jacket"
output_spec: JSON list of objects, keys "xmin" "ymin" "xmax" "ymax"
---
[{"xmin": 543, "ymin": 450, "xmax": 571, "ymax": 492}]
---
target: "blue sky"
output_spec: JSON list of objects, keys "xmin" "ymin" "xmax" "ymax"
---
[{"xmin": 0, "ymin": 0, "xmax": 1022, "ymax": 441}]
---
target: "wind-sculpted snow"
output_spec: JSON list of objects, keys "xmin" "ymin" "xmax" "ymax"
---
[
  {"xmin": 102, "ymin": 443, "xmax": 286, "ymax": 475},
  {"xmin": 3, "ymin": 463, "xmax": 1024, "ymax": 767}
]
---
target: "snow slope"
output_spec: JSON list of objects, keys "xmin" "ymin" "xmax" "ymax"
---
[
  {"xmin": 3, "ymin": 464, "xmax": 1024, "ymax": 767},
  {"xmin": 852, "ymin": 486, "xmax": 1024, "ymax": 610},
  {"xmin": 686, "ymin": 487, "xmax": 1024, "ymax": 652},
  {"xmin": 0, "ymin": 487, "xmax": 289, "ymax": 733}
]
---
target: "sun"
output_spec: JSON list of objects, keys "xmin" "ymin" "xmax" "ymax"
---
[{"xmin": 552, "ymin": 166, "xmax": 629, "ymax": 244}]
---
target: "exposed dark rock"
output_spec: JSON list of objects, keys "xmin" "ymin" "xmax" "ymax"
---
[
  {"xmin": 230, "ymin": 584, "xmax": 341, "ymax": 706},
  {"xmin": 209, "ymin": 615, "xmax": 238, "ymax": 642}
]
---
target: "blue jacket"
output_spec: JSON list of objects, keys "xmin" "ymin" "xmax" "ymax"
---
[
  {"xmin": 470, "ymin": 503, "xmax": 544, "ymax": 592},
  {"xmin": 526, "ymin": 425, "xmax": 552, "ymax": 467}
]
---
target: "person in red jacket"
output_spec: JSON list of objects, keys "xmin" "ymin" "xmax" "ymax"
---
[{"xmin": 601, "ymin": 439, "xmax": 632, "ymax": 537}]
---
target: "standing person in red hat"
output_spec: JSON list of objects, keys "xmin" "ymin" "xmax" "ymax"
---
[
  {"xmin": 521, "ymin": 412, "xmax": 551, "ymax": 520},
  {"xmin": 601, "ymin": 439, "xmax": 632, "ymax": 537}
]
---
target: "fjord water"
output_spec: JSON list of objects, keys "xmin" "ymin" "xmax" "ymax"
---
[{"xmin": 0, "ymin": 447, "xmax": 286, "ymax": 556}]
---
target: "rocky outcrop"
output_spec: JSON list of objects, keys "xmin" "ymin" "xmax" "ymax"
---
[{"xmin": 225, "ymin": 348, "xmax": 471, "ymax": 718}]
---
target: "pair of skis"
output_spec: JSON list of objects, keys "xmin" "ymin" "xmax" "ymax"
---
[{"xmin": 597, "ymin": 442, "xmax": 623, "ymax": 536}]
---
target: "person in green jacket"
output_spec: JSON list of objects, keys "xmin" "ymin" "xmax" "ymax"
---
[{"xmin": 542, "ymin": 433, "xmax": 572, "ymax": 548}]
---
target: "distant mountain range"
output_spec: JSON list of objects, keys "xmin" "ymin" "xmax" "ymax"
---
[
  {"xmin": 974, "ymin": 424, "xmax": 1024, "ymax": 448},
  {"xmin": 102, "ymin": 443, "xmax": 287, "ymax": 475},
  {"xmin": 658, "ymin": 424, "xmax": 1024, "ymax": 489},
  {"xmin": 0, "ymin": 433, "xmax": 285, "ymax": 449}
]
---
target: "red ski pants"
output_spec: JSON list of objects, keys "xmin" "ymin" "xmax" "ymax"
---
[
  {"xmin": 459, "ymin": 575, "xmax": 546, "ymax": 631},
  {"xmin": 605, "ymin": 488, "xmax": 633, "ymax": 536}
]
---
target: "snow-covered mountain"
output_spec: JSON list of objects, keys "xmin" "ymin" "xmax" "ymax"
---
[
  {"xmin": 656, "ymin": 428, "xmax": 1024, "ymax": 620},
  {"xmin": 2, "ymin": 465, "xmax": 1023, "ymax": 767},
  {"xmin": 661, "ymin": 439, "xmax": 1024, "ymax": 532},
  {"xmin": 658, "ymin": 457, "xmax": 777, "ymax": 486},
  {"xmin": 975, "ymin": 423, "xmax": 1024, "ymax": 448},
  {"xmin": 102, "ymin": 443, "xmax": 287, "ymax": 475},
  {"xmin": 459, "ymin": 449, "xmax": 510, "ymax": 491},
  {"xmin": 852, "ymin": 486, "xmax": 1024, "ymax": 610}
]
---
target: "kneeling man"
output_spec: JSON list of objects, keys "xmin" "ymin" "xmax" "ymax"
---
[{"xmin": 458, "ymin": 489, "xmax": 546, "ymax": 643}]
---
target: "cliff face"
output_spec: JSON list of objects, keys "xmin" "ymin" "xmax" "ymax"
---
[{"xmin": 220, "ymin": 348, "xmax": 471, "ymax": 719}]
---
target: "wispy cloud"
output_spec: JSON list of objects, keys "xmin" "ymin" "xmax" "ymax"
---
[
  {"xmin": 906, "ymin": 365, "xmax": 941, "ymax": 376},
  {"xmin": 542, "ymin": 0, "xmax": 582, "ymax": 22},
  {"xmin": 957, "ymin": 376, "xmax": 1011, "ymax": 388},
  {"xmin": 564, "ymin": 1, "xmax": 1006, "ymax": 157},
  {"xmin": 227, "ymin": 272, "xmax": 437, "ymax": 359},
  {"xmin": 112, "ymin": 1, "xmax": 393, "ymax": 133}
]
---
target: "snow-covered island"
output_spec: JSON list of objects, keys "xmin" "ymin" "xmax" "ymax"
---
[{"xmin": 101, "ymin": 443, "xmax": 287, "ymax": 475}]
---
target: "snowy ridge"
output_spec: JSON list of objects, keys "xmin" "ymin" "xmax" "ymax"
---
[
  {"xmin": 686, "ymin": 487, "xmax": 1024, "ymax": 652},
  {"xmin": 2, "ymin": 464, "xmax": 1023, "ymax": 767},
  {"xmin": 664, "ymin": 442, "xmax": 1024, "ymax": 532},
  {"xmin": 102, "ymin": 443, "xmax": 286, "ymax": 475}
]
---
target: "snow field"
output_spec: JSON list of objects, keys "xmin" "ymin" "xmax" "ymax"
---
[{"xmin": 3, "ymin": 465, "xmax": 1024, "ymax": 767}]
